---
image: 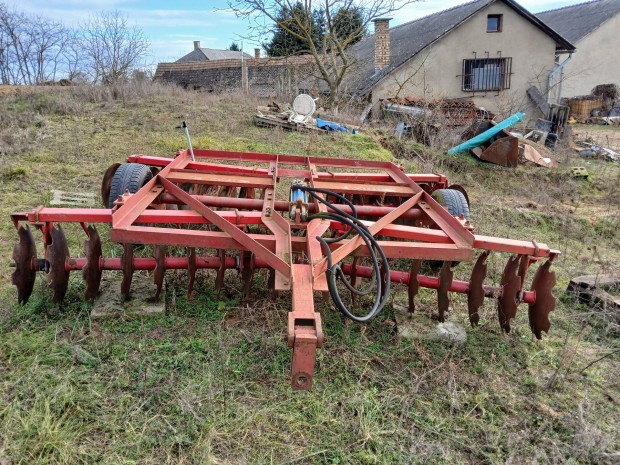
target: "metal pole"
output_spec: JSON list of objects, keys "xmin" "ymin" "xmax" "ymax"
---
[{"xmin": 181, "ymin": 121, "xmax": 195, "ymax": 161}]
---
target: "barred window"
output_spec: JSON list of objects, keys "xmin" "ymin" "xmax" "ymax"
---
[{"xmin": 462, "ymin": 57, "xmax": 512, "ymax": 92}]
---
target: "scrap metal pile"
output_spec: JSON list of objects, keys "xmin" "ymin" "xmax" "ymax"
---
[
  {"xmin": 381, "ymin": 96, "xmax": 493, "ymax": 127},
  {"xmin": 11, "ymin": 146, "xmax": 559, "ymax": 390}
]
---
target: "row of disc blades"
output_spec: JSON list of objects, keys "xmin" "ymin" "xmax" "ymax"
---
[{"xmin": 12, "ymin": 224, "xmax": 556, "ymax": 338}]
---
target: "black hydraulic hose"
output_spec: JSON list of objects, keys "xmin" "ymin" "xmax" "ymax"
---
[{"xmin": 297, "ymin": 185, "xmax": 391, "ymax": 323}]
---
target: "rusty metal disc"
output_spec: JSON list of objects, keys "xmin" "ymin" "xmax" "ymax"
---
[
  {"xmin": 437, "ymin": 261, "xmax": 453, "ymax": 322},
  {"xmin": 468, "ymin": 251, "xmax": 489, "ymax": 326},
  {"xmin": 498, "ymin": 255, "xmax": 521, "ymax": 333},
  {"xmin": 240, "ymin": 251, "xmax": 255, "ymax": 299},
  {"xmin": 187, "ymin": 247, "xmax": 196, "ymax": 298},
  {"xmin": 408, "ymin": 260, "xmax": 421, "ymax": 313},
  {"xmin": 12, "ymin": 225, "xmax": 37, "ymax": 305},
  {"xmin": 120, "ymin": 243, "xmax": 134, "ymax": 302},
  {"xmin": 101, "ymin": 163, "xmax": 121, "ymax": 208},
  {"xmin": 528, "ymin": 260, "xmax": 556, "ymax": 339},
  {"xmin": 47, "ymin": 225, "xmax": 70, "ymax": 305},
  {"xmin": 153, "ymin": 245, "xmax": 165, "ymax": 300},
  {"xmin": 215, "ymin": 249, "xmax": 226, "ymax": 296},
  {"xmin": 82, "ymin": 225, "xmax": 102, "ymax": 301}
]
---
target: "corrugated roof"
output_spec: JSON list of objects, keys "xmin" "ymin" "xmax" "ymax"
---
[
  {"xmin": 176, "ymin": 48, "xmax": 252, "ymax": 63},
  {"xmin": 348, "ymin": 0, "xmax": 575, "ymax": 95},
  {"xmin": 536, "ymin": 0, "xmax": 620, "ymax": 43}
]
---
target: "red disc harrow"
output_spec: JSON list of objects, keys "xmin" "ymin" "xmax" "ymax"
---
[{"xmin": 11, "ymin": 148, "xmax": 559, "ymax": 390}]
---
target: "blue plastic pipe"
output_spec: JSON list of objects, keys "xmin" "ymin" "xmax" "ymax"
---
[{"xmin": 447, "ymin": 112, "xmax": 524, "ymax": 154}]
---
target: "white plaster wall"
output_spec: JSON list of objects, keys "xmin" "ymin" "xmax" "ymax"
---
[
  {"xmin": 372, "ymin": 2, "xmax": 559, "ymax": 122},
  {"xmin": 558, "ymin": 14, "xmax": 620, "ymax": 98}
]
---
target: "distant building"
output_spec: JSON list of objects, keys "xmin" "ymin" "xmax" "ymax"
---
[
  {"xmin": 155, "ymin": 43, "xmax": 319, "ymax": 97},
  {"xmin": 345, "ymin": 0, "xmax": 575, "ymax": 120},
  {"xmin": 537, "ymin": 0, "xmax": 620, "ymax": 98},
  {"xmin": 177, "ymin": 41, "xmax": 252, "ymax": 62}
]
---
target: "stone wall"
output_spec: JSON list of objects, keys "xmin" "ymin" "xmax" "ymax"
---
[{"xmin": 154, "ymin": 56, "xmax": 321, "ymax": 98}]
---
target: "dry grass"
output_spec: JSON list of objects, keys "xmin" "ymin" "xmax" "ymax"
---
[{"xmin": 0, "ymin": 83, "xmax": 619, "ymax": 464}]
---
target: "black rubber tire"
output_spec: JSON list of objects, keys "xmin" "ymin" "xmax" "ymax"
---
[
  {"xmin": 107, "ymin": 163, "xmax": 153, "ymax": 208},
  {"xmin": 429, "ymin": 189, "xmax": 470, "ymax": 271},
  {"xmin": 431, "ymin": 189, "xmax": 470, "ymax": 220}
]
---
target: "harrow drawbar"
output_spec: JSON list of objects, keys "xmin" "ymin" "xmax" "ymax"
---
[{"xmin": 11, "ymin": 147, "xmax": 559, "ymax": 390}]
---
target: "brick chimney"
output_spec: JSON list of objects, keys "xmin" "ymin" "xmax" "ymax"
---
[
  {"xmin": 254, "ymin": 48, "xmax": 260, "ymax": 60},
  {"xmin": 373, "ymin": 18, "xmax": 391, "ymax": 72},
  {"xmin": 193, "ymin": 40, "xmax": 201, "ymax": 50}
]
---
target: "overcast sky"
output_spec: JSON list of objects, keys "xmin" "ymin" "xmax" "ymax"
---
[{"xmin": 13, "ymin": 0, "xmax": 580, "ymax": 65}]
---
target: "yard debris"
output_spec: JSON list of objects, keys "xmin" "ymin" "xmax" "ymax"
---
[
  {"xmin": 448, "ymin": 112, "xmax": 523, "ymax": 167},
  {"xmin": 567, "ymin": 274, "xmax": 620, "ymax": 320},
  {"xmin": 381, "ymin": 96, "xmax": 492, "ymax": 126},
  {"xmin": 520, "ymin": 143, "xmax": 556, "ymax": 167},
  {"xmin": 570, "ymin": 167, "xmax": 589, "ymax": 178},
  {"xmin": 567, "ymin": 95, "xmax": 604, "ymax": 122},
  {"xmin": 574, "ymin": 140, "xmax": 619, "ymax": 163},
  {"xmin": 255, "ymin": 96, "xmax": 358, "ymax": 133}
]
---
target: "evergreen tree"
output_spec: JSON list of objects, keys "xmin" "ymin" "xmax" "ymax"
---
[
  {"xmin": 332, "ymin": 7, "xmax": 365, "ymax": 46},
  {"xmin": 228, "ymin": 42, "xmax": 240, "ymax": 51},
  {"xmin": 264, "ymin": 2, "xmax": 323, "ymax": 57}
]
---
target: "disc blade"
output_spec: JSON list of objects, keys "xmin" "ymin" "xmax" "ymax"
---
[
  {"xmin": 121, "ymin": 243, "xmax": 134, "ymax": 302},
  {"xmin": 468, "ymin": 251, "xmax": 489, "ymax": 326},
  {"xmin": 408, "ymin": 260, "xmax": 421, "ymax": 313},
  {"xmin": 437, "ymin": 261, "xmax": 453, "ymax": 322},
  {"xmin": 153, "ymin": 245, "xmax": 165, "ymax": 300},
  {"xmin": 12, "ymin": 225, "xmax": 37, "ymax": 305},
  {"xmin": 187, "ymin": 247, "xmax": 196, "ymax": 298},
  {"xmin": 47, "ymin": 225, "xmax": 70, "ymax": 305},
  {"xmin": 498, "ymin": 255, "xmax": 521, "ymax": 333},
  {"xmin": 82, "ymin": 225, "xmax": 102, "ymax": 301},
  {"xmin": 528, "ymin": 260, "xmax": 556, "ymax": 339}
]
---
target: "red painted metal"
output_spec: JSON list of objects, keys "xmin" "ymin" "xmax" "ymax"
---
[{"xmin": 10, "ymin": 147, "xmax": 560, "ymax": 390}]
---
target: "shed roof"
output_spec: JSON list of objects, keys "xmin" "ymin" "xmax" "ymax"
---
[
  {"xmin": 349, "ymin": 0, "xmax": 575, "ymax": 95},
  {"xmin": 176, "ymin": 48, "xmax": 252, "ymax": 63},
  {"xmin": 536, "ymin": 0, "xmax": 620, "ymax": 44}
]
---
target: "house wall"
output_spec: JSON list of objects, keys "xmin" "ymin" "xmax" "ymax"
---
[
  {"xmin": 557, "ymin": 14, "xmax": 620, "ymax": 98},
  {"xmin": 372, "ymin": 2, "xmax": 558, "ymax": 122}
]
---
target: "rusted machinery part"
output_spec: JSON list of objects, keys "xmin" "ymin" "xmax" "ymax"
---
[
  {"xmin": 468, "ymin": 251, "xmax": 489, "ymax": 326},
  {"xmin": 240, "ymin": 251, "xmax": 255, "ymax": 298},
  {"xmin": 12, "ymin": 225, "xmax": 37, "ymax": 305},
  {"xmin": 528, "ymin": 260, "xmax": 556, "ymax": 339},
  {"xmin": 437, "ymin": 261, "xmax": 453, "ymax": 322},
  {"xmin": 47, "ymin": 225, "xmax": 70, "ymax": 305},
  {"xmin": 153, "ymin": 245, "xmax": 165, "ymax": 300},
  {"xmin": 120, "ymin": 243, "xmax": 134, "ymax": 302},
  {"xmin": 447, "ymin": 184, "xmax": 470, "ymax": 209},
  {"xmin": 82, "ymin": 225, "xmax": 102, "ymax": 301},
  {"xmin": 408, "ymin": 260, "xmax": 421, "ymax": 313},
  {"xmin": 187, "ymin": 247, "xmax": 196, "ymax": 298},
  {"xmin": 101, "ymin": 163, "xmax": 121, "ymax": 208},
  {"xmin": 215, "ymin": 249, "xmax": 226, "ymax": 296},
  {"xmin": 498, "ymin": 255, "xmax": 521, "ymax": 333}
]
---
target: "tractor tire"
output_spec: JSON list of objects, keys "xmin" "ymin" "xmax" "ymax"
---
[
  {"xmin": 429, "ymin": 189, "xmax": 471, "ymax": 271},
  {"xmin": 431, "ymin": 189, "xmax": 470, "ymax": 220},
  {"xmin": 108, "ymin": 163, "xmax": 153, "ymax": 208}
]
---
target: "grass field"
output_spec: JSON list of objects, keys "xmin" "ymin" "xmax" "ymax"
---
[{"xmin": 0, "ymin": 84, "xmax": 619, "ymax": 465}]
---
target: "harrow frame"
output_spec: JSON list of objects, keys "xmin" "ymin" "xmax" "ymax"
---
[{"xmin": 11, "ymin": 148, "xmax": 559, "ymax": 390}]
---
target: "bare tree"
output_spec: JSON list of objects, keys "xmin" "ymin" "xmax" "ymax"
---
[
  {"xmin": 0, "ymin": 4, "xmax": 72, "ymax": 84},
  {"xmin": 228, "ymin": 0, "xmax": 418, "ymax": 109},
  {"xmin": 81, "ymin": 10, "xmax": 149, "ymax": 84}
]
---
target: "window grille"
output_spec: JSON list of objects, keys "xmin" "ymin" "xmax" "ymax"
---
[{"xmin": 462, "ymin": 57, "xmax": 512, "ymax": 92}]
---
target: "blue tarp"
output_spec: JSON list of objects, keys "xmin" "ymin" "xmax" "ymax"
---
[
  {"xmin": 317, "ymin": 118, "xmax": 356, "ymax": 134},
  {"xmin": 447, "ymin": 112, "xmax": 524, "ymax": 154}
]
